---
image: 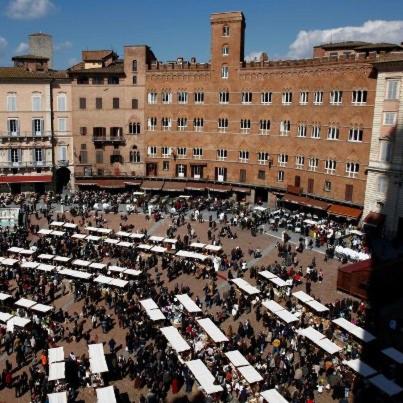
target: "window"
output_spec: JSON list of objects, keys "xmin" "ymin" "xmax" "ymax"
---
[
  {"xmin": 295, "ymin": 155, "xmax": 304, "ymax": 169},
  {"xmin": 92, "ymin": 77, "xmax": 103, "ymax": 85},
  {"xmin": 130, "ymin": 150, "xmax": 141, "ymax": 163},
  {"xmin": 219, "ymin": 90, "xmax": 229, "ymax": 104},
  {"xmin": 379, "ymin": 141, "xmax": 392, "ymax": 162},
  {"xmin": 93, "ymin": 127, "xmax": 106, "ymax": 138},
  {"xmin": 324, "ymin": 180, "xmax": 332, "ymax": 192},
  {"xmin": 277, "ymin": 170, "xmax": 284, "ymax": 182},
  {"xmin": 258, "ymin": 152, "xmax": 269, "ymax": 165},
  {"xmin": 260, "ymin": 119, "xmax": 271, "ymax": 135},
  {"xmin": 7, "ymin": 119, "xmax": 19, "ymax": 135},
  {"xmin": 346, "ymin": 162, "xmax": 359, "ymax": 178},
  {"xmin": 193, "ymin": 118, "xmax": 204, "ymax": 132},
  {"xmin": 280, "ymin": 120, "xmax": 291, "ymax": 136},
  {"xmin": 221, "ymin": 65, "xmax": 229, "ymax": 79},
  {"xmin": 163, "ymin": 161, "xmax": 170, "ymax": 171},
  {"xmin": 311, "ymin": 123, "xmax": 321, "ymax": 139},
  {"xmin": 57, "ymin": 94, "xmax": 67, "ymax": 111},
  {"xmin": 161, "ymin": 117, "xmax": 172, "ymax": 131},
  {"xmin": 352, "ymin": 90, "xmax": 367, "ymax": 105},
  {"xmin": 132, "ymin": 60, "xmax": 137, "ymax": 72},
  {"xmin": 32, "ymin": 118, "xmax": 44, "ymax": 136},
  {"xmin": 58, "ymin": 118, "xmax": 67, "ymax": 133},
  {"xmin": 59, "ymin": 145, "xmax": 67, "ymax": 161},
  {"xmin": 162, "ymin": 91, "xmax": 172, "ymax": 104},
  {"xmin": 147, "ymin": 117, "xmax": 157, "ymax": 131},
  {"xmin": 129, "ymin": 122, "xmax": 141, "ymax": 134},
  {"xmin": 278, "ymin": 153, "xmax": 288, "ymax": 167},
  {"xmin": 383, "ymin": 112, "xmax": 397, "ymax": 126},
  {"xmin": 177, "ymin": 147, "xmax": 187, "ymax": 158},
  {"xmin": 217, "ymin": 149, "xmax": 227, "ymax": 161},
  {"xmin": 6, "ymin": 93, "xmax": 17, "ymax": 111},
  {"xmin": 161, "ymin": 147, "xmax": 171, "ymax": 158},
  {"xmin": 95, "ymin": 150, "xmax": 103, "ymax": 164},
  {"xmin": 348, "ymin": 127, "xmax": 363, "ymax": 142},
  {"xmin": 282, "ymin": 91, "xmax": 292, "ymax": 105},
  {"xmin": 79, "ymin": 144, "xmax": 88, "ymax": 163},
  {"xmin": 79, "ymin": 97, "xmax": 86, "ymax": 110},
  {"xmin": 308, "ymin": 157, "xmax": 319, "ymax": 171},
  {"xmin": 297, "ymin": 123, "xmax": 307, "ymax": 138},
  {"xmin": 132, "ymin": 98, "xmax": 138, "ymax": 109},
  {"xmin": 241, "ymin": 92, "xmax": 252, "ymax": 104},
  {"xmin": 95, "ymin": 97, "xmax": 102, "ymax": 110},
  {"xmin": 178, "ymin": 91, "xmax": 188, "ymax": 104},
  {"xmin": 240, "ymin": 119, "xmax": 251, "ymax": 134},
  {"xmin": 261, "ymin": 91, "xmax": 272, "ymax": 104},
  {"xmin": 215, "ymin": 166, "xmax": 227, "ymax": 181},
  {"xmin": 107, "ymin": 76, "xmax": 119, "ymax": 85},
  {"xmin": 327, "ymin": 126, "xmax": 339, "ymax": 140},
  {"xmin": 222, "ymin": 45, "xmax": 229, "ymax": 56},
  {"xmin": 386, "ymin": 79, "xmax": 399, "ymax": 100},
  {"xmin": 176, "ymin": 164, "xmax": 186, "ymax": 177},
  {"xmin": 193, "ymin": 148, "xmax": 203, "ymax": 159},
  {"xmin": 223, "ymin": 25, "xmax": 230, "ymax": 36},
  {"xmin": 112, "ymin": 97, "xmax": 120, "ymax": 109},
  {"xmin": 299, "ymin": 91, "xmax": 308, "ymax": 105},
  {"xmin": 147, "ymin": 146, "xmax": 157, "ymax": 157},
  {"xmin": 218, "ymin": 118, "xmax": 228, "ymax": 133},
  {"xmin": 10, "ymin": 149, "xmax": 20, "ymax": 164},
  {"xmin": 194, "ymin": 91, "xmax": 204, "ymax": 104},
  {"xmin": 239, "ymin": 150, "xmax": 249, "ymax": 163},
  {"xmin": 313, "ymin": 91, "xmax": 324, "ymax": 105},
  {"xmin": 32, "ymin": 94, "xmax": 42, "ymax": 111},
  {"xmin": 34, "ymin": 148, "xmax": 43, "ymax": 162},
  {"xmin": 377, "ymin": 176, "xmax": 388, "ymax": 193},
  {"xmin": 177, "ymin": 117, "xmax": 187, "ymax": 131},
  {"xmin": 80, "ymin": 127, "xmax": 87, "ymax": 136},
  {"xmin": 148, "ymin": 91, "xmax": 157, "ymax": 104},
  {"xmin": 325, "ymin": 159, "xmax": 336, "ymax": 174},
  {"xmin": 258, "ymin": 170, "xmax": 266, "ymax": 180},
  {"xmin": 330, "ymin": 90, "xmax": 343, "ymax": 105}
]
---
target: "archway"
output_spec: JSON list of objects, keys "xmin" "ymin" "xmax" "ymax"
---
[{"xmin": 55, "ymin": 167, "xmax": 71, "ymax": 193}]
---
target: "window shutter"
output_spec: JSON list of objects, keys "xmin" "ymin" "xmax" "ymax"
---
[
  {"xmin": 40, "ymin": 119, "xmax": 44, "ymax": 134},
  {"xmin": 8, "ymin": 149, "xmax": 11, "ymax": 162},
  {"xmin": 32, "ymin": 148, "xmax": 36, "ymax": 163},
  {"xmin": 17, "ymin": 149, "xmax": 22, "ymax": 162},
  {"xmin": 32, "ymin": 119, "xmax": 35, "ymax": 135}
]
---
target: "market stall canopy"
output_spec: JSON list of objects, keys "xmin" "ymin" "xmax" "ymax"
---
[
  {"xmin": 160, "ymin": 326, "xmax": 191, "ymax": 353},
  {"xmin": 96, "ymin": 386, "xmax": 117, "ymax": 403},
  {"xmin": 186, "ymin": 359, "xmax": 223, "ymax": 394},
  {"xmin": 260, "ymin": 389, "xmax": 289, "ymax": 403},
  {"xmin": 197, "ymin": 318, "xmax": 228, "ymax": 342},
  {"xmin": 176, "ymin": 294, "xmax": 202, "ymax": 313},
  {"xmin": 47, "ymin": 392, "xmax": 67, "ymax": 403}
]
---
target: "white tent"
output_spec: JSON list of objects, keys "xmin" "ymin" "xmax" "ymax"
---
[
  {"xmin": 104, "ymin": 238, "xmax": 119, "ymax": 245},
  {"xmin": 342, "ymin": 359, "xmax": 377, "ymax": 378},
  {"xmin": 0, "ymin": 312, "xmax": 13, "ymax": 322},
  {"xmin": 37, "ymin": 264, "xmax": 55, "ymax": 272},
  {"xmin": 96, "ymin": 386, "xmax": 117, "ymax": 403},
  {"xmin": 72, "ymin": 259, "xmax": 91, "ymax": 267},
  {"xmin": 197, "ymin": 318, "xmax": 228, "ymax": 342},
  {"xmin": 176, "ymin": 294, "xmax": 202, "ymax": 313},
  {"xmin": 225, "ymin": 350, "xmax": 250, "ymax": 367},
  {"xmin": 149, "ymin": 235, "xmax": 164, "ymax": 243},
  {"xmin": 49, "ymin": 362, "xmax": 65, "ymax": 381},
  {"xmin": 333, "ymin": 317, "xmax": 376, "ymax": 343},
  {"xmin": 50, "ymin": 221, "xmax": 64, "ymax": 227},
  {"xmin": 129, "ymin": 233, "xmax": 145, "ymax": 240},
  {"xmin": 231, "ymin": 278, "xmax": 260, "ymax": 295},
  {"xmin": 190, "ymin": 242, "xmax": 206, "ymax": 249},
  {"xmin": 260, "ymin": 389, "xmax": 289, "ymax": 403},
  {"xmin": 31, "ymin": 303, "xmax": 53, "ymax": 313},
  {"xmin": 15, "ymin": 298, "xmax": 37, "ymax": 309},
  {"xmin": 382, "ymin": 347, "xmax": 403, "ymax": 364},
  {"xmin": 58, "ymin": 268, "xmax": 92, "ymax": 280},
  {"xmin": 90, "ymin": 262, "xmax": 107, "ymax": 270},
  {"xmin": 21, "ymin": 261, "xmax": 39, "ymax": 269},
  {"xmin": 237, "ymin": 365, "xmax": 263, "ymax": 383},
  {"xmin": 259, "ymin": 270, "xmax": 278, "ymax": 280},
  {"xmin": 47, "ymin": 392, "xmax": 67, "ymax": 403},
  {"xmin": 160, "ymin": 326, "xmax": 191, "ymax": 353},
  {"xmin": 0, "ymin": 292, "xmax": 11, "ymax": 301},
  {"xmin": 368, "ymin": 374, "xmax": 403, "ymax": 397},
  {"xmin": 89, "ymin": 343, "xmax": 108, "ymax": 373},
  {"xmin": 186, "ymin": 359, "xmax": 223, "ymax": 394},
  {"xmin": 71, "ymin": 233, "xmax": 87, "ymax": 240},
  {"xmin": 38, "ymin": 253, "xmax": 55, "ymax": 260},
  {"xmin": 49, "ymin": 347, "xmax": 64, "ymax": 364}
]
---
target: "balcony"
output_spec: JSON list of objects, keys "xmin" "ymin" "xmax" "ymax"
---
[
  {"xmin": 92, "ymin": 135, "xmax": 125, "ymax": 143},
  {"xmin": 0, "ymin": 131, "xmax": 52, "ymax": 139},
  {"xmin": 0, "ymin": 161, "xmax": 52, "ymax": 169},
  {"xmin": 57, "ymin": 160, "xmax": 69, "ymax": 167}
]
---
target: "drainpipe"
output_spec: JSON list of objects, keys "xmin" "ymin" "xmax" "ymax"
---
[{"xmin": 49, "ymin": 78, "xmax": 56, "ymax": 192}]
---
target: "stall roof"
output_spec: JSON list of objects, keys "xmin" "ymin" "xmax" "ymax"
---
[
  {"xmin": 8, "ymin": 246, "xmax": 23, "ymax": 253},
  {"xmin": 342, "ymin": 359, "xmax": 377, "ymax": 378},
  {"xmin": 129, "ymin": 233, "xmax": 145, "ymax": 239},
  {"xmin": 72, "ymin": 259, "xmax": 91, "ymax": 267},
  {"xmin": 108, "ymin": 265, "xmax": 126, "ymax": 273},
  {"xmin": 58, "ymin": 268, "xmax": 92, "ymax": 280},
  {"xmin": 96, "ymin": 386, "xmax": 117, "ymax": 403},
  {"xmin": 38, "ymin": 253, "xmax": 55, "ymax": 260},
  {"xmin": 124, "ymin": 268, "xmax": 142, "ymax": 276},
  {"xmin": 48, "ymin": 362, "xmax": 65, "ymax": 381},
  {"xmin": 176, "ymin": 294, "xmax": 202, "ymax": 313},
  {"xmin": 164, "ymin": 238, "xmax": 178, "ymax": 244},
  {"xmin": 332, "ymin": 317, "xmax": 376, "ymax": 343},
  {"xmin": 104, "ymin": 238, "xmax": 119, "ymax": 245},
  {"xmin": 1, "ymin": 258, "xmax": 18, "ymax": 266},
  {"xmin": 48, "ymin": 392, "xmax": 67, "ymax": 403},
  {"xmin": 20, "ymin": 249, "xmax": 35, "ymax": 255},
  {"xmin": 86, "ymin": 235, "xmax": 101, "ymax": 242},
  {"xmin": 88, "ymin": 343, "xmax": 108, "ymax": 373},
  {"xmin": 260, "ymin": 389, "xmax": 289, "ymax": 403},
  {"xmin": 205, "ymin": 244, "xmax": 222, "ymax": 252},
  {"xmin": 117, "ymin": 241, "xmax": 133, "ymax": 247},
  {"xmin": 137, "ymin": 244, "xmax": 153, "ymax": 251},
  {"xmin": 71, "ymin": 233, "xmax": 87, "ymax": 240},
  {"xmin": 50, "ymin": 230, "xmax": 65, "ymax": 237},
  {"xmin": 160, "ymin": 326, "xmax": 191, "ymax": 353},
  {"xmin": 297, "ymin": 326, "xmax": 325, "ymax": 343},
  {"xmin": 315, "ymin": 338, "xmax": 342, "ymax": 355},
  {"xmin": 54, "ymin": 256, "xmax": 71, "ymax": 263},
  {"xmin": 89, "ymin": 262, "xmax": 107, "ymax": 270},
  {"xmin": 140, "ymin": 298, "xmax": 159, "ymax": 311},
  {"xmin": 231, "ymin": 278, "xmax": 260, "ymax": 295},
  {"xmin": 225, "ymin": 350, "xmax": 250, "ymax": 367},
  {"xmin": 63, "ymin": 223, "xmax": 77, "ymax": 229},
  {"xmin": 237, "ymin": 365, "xmax": 263, "ymax": 383},
  {"xmin": 382, "ymin": 347, "xmax": 403, "ymax": 364},
  {"xmin": 37, "ymin": 263, "xmax": 55, "ymax": 272},
  {"xmin": 147, "ymin": 309, "xmax": 166, "ymax": 321},
  {"xmin": 275, "ymin": 309, "xmax": 299, "ymax": 324},
  {"xmin": 368, "ymin": 374, "xmax": 403, "ymax": 397},
  {"xmin": 0, "ymin": 312, "xmax": 13, "ymax": 322},
  {"xmin": 328, "ymin": 204, "xmax": 362, "ymax": 220},
  {"xmin": 0, "ymin": 292, "xmax": 11, "ymax": 301},
  {"xmin": 16, "ymin": 298, "xmax": 37, "ymax": 308},
  {"xmin": 292, "ymin": 290, "xmax": 314, "ymax": 303},
  {"xmin": 268, "ymin": 277, "xmax": 289, "ymax": 287},
  {"xmin": 305, "ymin": 299, "xmax": 329, "ymax": 313},
  {"xmin": 116, "ymin": 231, "xmax": 131, "ymax": 237},
  {"xmin": 262, "ymin": 300, "xmax": 285, "ymax": 313},
  {"xmin": 50, "ymin": 221, "xmax": 64, "ymax": 227},
  {"xmin": 8, "ymin": 316, "xmax": 30, "ymax": 328},
  {"xmin": 49, "ymin": 347, "xmax": 64, "ymax": 364},
  {"xmin": 190, "ymin": 242, "xmax": 206, "ymax": 249},
  {"xmin": 186, "ymin": 359, "xmax": 223, "ymax": 394},
  {"xmin": 149, "ymin": 235, "xmax": 165, "ymax": 242},
  {"xmin": 38, "ymin": 229, "xmax": 52, "ymax": 235},
  {"xmin": 21, "ymin": 261, "xmax": 40, "ymax": 269},
  {"xmin": 197, "ymin": 318, "xmax": 228, "ymax": 342},
  {"xmin": 151, "ymin": 246, "xmax": 167, "ymax": 253},
  {"xmin": 259, "ymin": 270, "xmax": 278, "ymax": 280}
]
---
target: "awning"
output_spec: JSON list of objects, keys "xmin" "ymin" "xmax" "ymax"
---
[
  {"xmin": 232, "ymin": 186, "xmax": 251, "ymax": 193},
  {"xmin": 328, "ymin": 204, "xmax": 362, "ymax": 220},
  {"xmin": 124, "ymin": 181, "xmax": 142, "ymax": 186},
  {"xmin": 162, "ymin": 181, "xmax": 185, "ymax": 192},
  {"xmin": 141, "ymin": 180, "xmax": 164, "ymax": 190},
  {"xmin": 0, "ymin": 175, "xmax": 52, "ymax": 183},
  {"xmin": 282, "ymin": 193, "xmax": 330, "ymax": 210},
  {"xmin": 75, "ymin": 182, "xmax": 97, "ymax": 187},
  {"xmin": 75, "ymin": 179, "xmax": 129, "ymax": 189},
  {"xmin": 185, "ymin": 181, "xmax": 207, "ymax": 191},
  {"xmin": 207, "ymin": 183, "xmax": 232, "ymax": 192},
  {"xmin": 364, "ymin": 211, "xmax": 385, "ymax": 227}
]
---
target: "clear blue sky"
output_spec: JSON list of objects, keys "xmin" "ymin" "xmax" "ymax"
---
[{"xmin": 1, "ymin": 0, "xmax": 403, "ymax": 69}]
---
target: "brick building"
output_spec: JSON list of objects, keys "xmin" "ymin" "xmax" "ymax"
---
[{"xmin": 143, "ymin": 11, "xmax": 397, "ymax": 218}]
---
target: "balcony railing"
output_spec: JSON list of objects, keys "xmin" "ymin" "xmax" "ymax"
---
[
  {"xmin": 92, "ymin": 135, "xmax": 125, "ymax": 143},
  {"xmin": 0, "ymin": 131, "xmax": 52, "ymax": 138},
  {"xmin": 0, "ymin": 161, "xmax": 52, "ymax": 169},
  {"xmin": 57, "ymin": 160, "xmax": 69, "ymax": 167}
]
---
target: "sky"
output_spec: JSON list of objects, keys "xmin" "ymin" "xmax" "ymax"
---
[{"xmin": 0, "ymin": 0, "xmax": 403, "ymax": 69}]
